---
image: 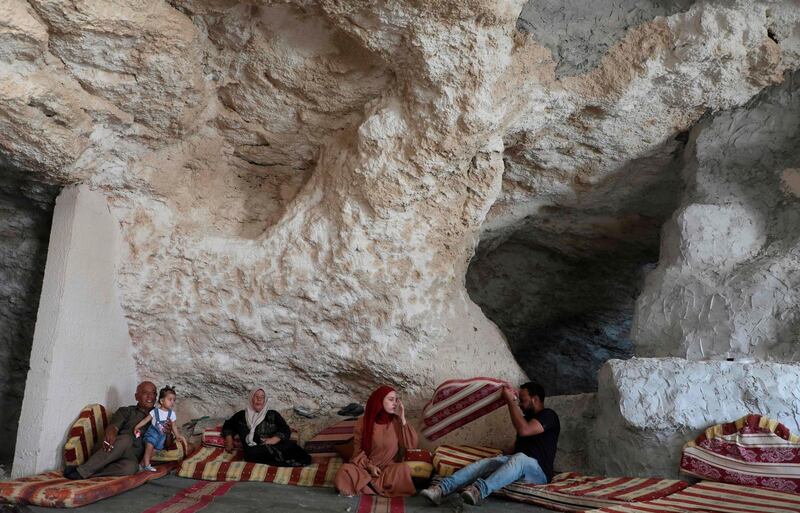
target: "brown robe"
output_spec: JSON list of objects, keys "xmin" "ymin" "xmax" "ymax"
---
[{"xmin": 333, "ymin": 416, "xmax": 418, "ymax": 497}]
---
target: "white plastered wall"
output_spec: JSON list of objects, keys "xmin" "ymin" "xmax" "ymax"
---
[{"xmin": 12, "ymin": 185, "xmax": 138, "ymax": 477}]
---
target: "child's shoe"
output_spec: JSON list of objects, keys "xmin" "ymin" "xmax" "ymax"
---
[{"xmin": 141, "ymin": 464, "xmax": 158, "ymax": 472}]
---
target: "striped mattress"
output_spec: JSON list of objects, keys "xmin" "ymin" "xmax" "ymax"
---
[
  {"xmin": 494, "ymin": 472, "xmax": 689, "ymax": 512},
  {"xmin": 422, "ymin": 377, "xmax": 509, "ymax": 441},
  {"xmin": 178, "ymin": 446, "xmax": 341, "ymax": 486},
  {"xmin": 586, "ymin": 480, "xmax": 800, "ymax": 513}
]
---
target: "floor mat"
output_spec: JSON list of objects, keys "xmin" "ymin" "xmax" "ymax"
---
[
  {"xmin": 178, "ymin": 446, "xmax": 341, "ymax": 486},
  {"xmin": 356, "ymin": 495, "xmax": 405, "ymax": 513},
  {"xmin": 141, "ymin": 481, "xmax": 235, "ymax": 513},
  {"xmin": 587, "ymin": 480, "xmax": 800, "ymax": 513}
]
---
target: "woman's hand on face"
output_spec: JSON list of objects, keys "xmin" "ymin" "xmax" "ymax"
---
[
  {"xmin": 262, "ymin": 436, "xmax": 281, "ymax": 446},
  {"xmin": 396, "ymin": 399, "xmax": 406, "ymax": 424}
]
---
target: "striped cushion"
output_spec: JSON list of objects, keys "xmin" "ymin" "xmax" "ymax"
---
[
  {"xmin": 151, "ymin": 438, "xmax": 189, "ymax": 463},
  {"xmin": 422, "ymin": 377, "xmax": 509, "ymax": 441},
  {"xmin": 404, "ymin": 449, "xmax": 433, "ymax": 479},
  {"xmin": 432, "ymin": 444, "xmax": 503, "ymax": 476},
  {"xmin": 495, "ymin": 473, "xmax": 689, "ymax": 512},
  {"xmin": 681, "ymin": 414, "xmax": 800, "ymax": 493},
  {"xmin": 586, "ymin": 480, "xmax": 800, "ymax": 512},
  {"xmin": 64, "ymin": 404, "xmax": 187, "ymax": 465},
  {"xmin": 0, "ymin": 464, "xmax": 176, "ymax": 508},
  {"xmin": 64, "ymin": 404, "xmax": 108, "ymax": 466},
  {"xmin": 304, "ymin": 419, "xmax": 358, "ymax": 459},
  {"xmin": 177, "ymin": 446, "xmax": 341, "ymax": 486}
]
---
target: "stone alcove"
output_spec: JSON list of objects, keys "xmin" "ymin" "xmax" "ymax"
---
[{"xmin": 0, "ymin": 165, "xmax": 59, "ymax": 473}]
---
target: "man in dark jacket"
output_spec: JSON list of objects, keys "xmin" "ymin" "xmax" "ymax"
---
[{"xmin": 64, "ymin": 381, "xmax": 158, "ymax": 479}]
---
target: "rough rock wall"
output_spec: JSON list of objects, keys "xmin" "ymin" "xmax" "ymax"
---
[
  {"xmin": 0, "ymin": 167, "xmax": 58, "ymax": 469},
  {"xmin": 634, "ymin": 68, "xmax": 800, "ymax": 359},
  {"xmin": 517, "ymin": 0, "xmax": 697, "ymax": 77},
  {"xmin": 591, "ymin": 358, "xmax": 800, "ymax": 478},
  {"xmin": 1, "ymin": 0, "xmax": 799, "ymax": 443}
]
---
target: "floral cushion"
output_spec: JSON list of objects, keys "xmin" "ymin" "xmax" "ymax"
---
[{"xmin": 681, "ymin": 413, "xmax": 800, "ymax": 493}]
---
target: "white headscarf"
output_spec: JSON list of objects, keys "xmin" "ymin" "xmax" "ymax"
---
[{"xmin": 245, "ymin": 386, "xmax": 268, "ymax": 447}]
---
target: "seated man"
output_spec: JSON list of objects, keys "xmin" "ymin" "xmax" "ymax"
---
[
  {"xmin": 421, "ymin": 382, "xmax": 560, "ymax": 506},
  {"xmin": 64, "ymin": 381, "xmax": 159, "ymax": 479}
]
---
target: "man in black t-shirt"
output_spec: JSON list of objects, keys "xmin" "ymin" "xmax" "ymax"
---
[{"xmin": 421, "ymin": 382, "xmax": 560, "ymax": 506}]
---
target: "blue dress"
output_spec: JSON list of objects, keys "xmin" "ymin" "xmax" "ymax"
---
[{"xmin": 143, "ymin": 408, "xmax": 173, "ymax": 450}]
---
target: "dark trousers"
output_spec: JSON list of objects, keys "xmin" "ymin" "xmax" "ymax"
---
[
  {"xmin": 76, "ymin": 434, "xmax": 143, "ymax": 478},
  {"xmin": 243, "ymin": 440, "xmax": 312, "ymax": 467}
]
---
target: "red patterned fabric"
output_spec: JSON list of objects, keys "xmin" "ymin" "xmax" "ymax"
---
[
  {"xmin": 680, "ymin": 414, "xmax": 800, "ymax": 493},
  {"xmin": 494, "ymin": 473, "xmax": 689, "ymax": 512},
  {"xmin": 64, "ymin": 404, "xmax": 109, "ymax": 466},
  {"xmin": 586, "ymin": 480, "xmax": 800, "ymax": 513},
  {"xmin": 357, "ymin": 495, "xmax": 405, "ymax": 513},
  {"xmin": 177, "ymin": 446, "xmax": 341, "ymax": 486},
  {"xmin": 141, "ymin": 481, "xmax": 235, "ymax": 513},
  {"xmin": 0, "ymin": 464, "xmax": 176, "ymax": 508},
  {"xmin": 422, "ymin": 377, "xmax": 509, "ymax": 440}
]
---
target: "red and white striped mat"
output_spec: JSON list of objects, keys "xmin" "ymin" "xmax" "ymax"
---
[
  {"xmin": 586, "ymin": 480, "xmax": 800, "ymax": 513},
  {"xmin": 422, "ymin": 377, "xmax": 509, "ymax": 440}
]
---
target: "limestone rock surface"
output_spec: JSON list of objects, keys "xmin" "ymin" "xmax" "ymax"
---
[
  {"xmin": 633, "ymin": 68, "xmax": 800, "ymax": 360},
  {"xmin": 0, "ymin": 0, "xmax": 799, "ymax": 450},
  {"xmin": 591, "ymin": 358, "xmax": 800, "ymax": 478}
]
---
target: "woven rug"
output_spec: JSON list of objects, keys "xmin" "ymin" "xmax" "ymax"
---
[
  {"xmin": 141, "ymin": 481, "xmax": 235, "ymax": 513},
  {"xmin": 0, "ymin": 464, "xmax": 176, "ymax": 508},
  {"xmin": 178, "ymin": 446, "xmax": 341, "ymax": 486},
  {"xmin": 356, "ymin": 495, "xmax": 405, "ymax": 513},
  {"xmin": 494, "ymin": 473, "xmax": 688, "ymax": 512},
  {"xmin": 586, "ymin": 480, "xmax": 800, "ymax": 513}
]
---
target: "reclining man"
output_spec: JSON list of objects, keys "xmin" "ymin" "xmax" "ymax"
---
[
  {"xmin": 64, "ymin": 381, "xmax": 162, "ymax": 479},
  {"xmin": 421, "ymin": 382, "xmax": 560, "ymax": 506}
]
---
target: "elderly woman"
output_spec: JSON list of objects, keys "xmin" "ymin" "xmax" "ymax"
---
[
  {"xmin": 334, "ymin": 386, "xmax": 419, "ymax": 497},
  {"xmin": 221, "ymin": 386, "xmax": 311, "ymax": 467}
]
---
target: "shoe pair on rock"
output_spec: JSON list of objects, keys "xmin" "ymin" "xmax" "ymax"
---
[{"xmin": 337, "ymin": 403, "xmax": 364, "ymax": 417}]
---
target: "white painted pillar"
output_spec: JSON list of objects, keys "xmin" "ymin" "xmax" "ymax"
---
[{"xmin": 12, "ymin": 185, "xmax": 138, "ymax": 477}]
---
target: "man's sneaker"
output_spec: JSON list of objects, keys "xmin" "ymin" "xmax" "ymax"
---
[
  {"xmin": 141, "ymin": 464, "xmax": 158, "ymax": 472},
  {"xmin": 419, "ymin": 485, "xmax": 445, "ymax": 505},
  {"xmin": 460, "ymin": 485, "xmax": 483, "ymax": 506}
]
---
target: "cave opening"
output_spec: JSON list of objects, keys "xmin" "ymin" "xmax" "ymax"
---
[
  {"xmin": 467, "ymin": 135, "xmax": 688, "ymax": 396},
  {"xmin": 0, "ymin": 164, "xmax": 60, "ymax": 473}
]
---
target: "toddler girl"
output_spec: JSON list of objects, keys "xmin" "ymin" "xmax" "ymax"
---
[{"xmin": 134, "ymin": 385, "xmax": 186, "ymax": 471}]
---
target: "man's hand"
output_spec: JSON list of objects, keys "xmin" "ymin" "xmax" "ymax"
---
[
  {"xmin": 224, "ymin": 435, "xmax": 235, "ymax": 453},
  {"xmin": 367, "ymin": 464, "xmax": 381, "ymax": 478},
  {"xmin": 262, "ymin": 436, "xmax": 281, "ymax": 446},
  {"xmin": 103, "ymin": 426, "xmax": 118, "ymax": 452},
  {"xmin": 501, "ymin": 385, "xmax": 517, "ymax": 404}
]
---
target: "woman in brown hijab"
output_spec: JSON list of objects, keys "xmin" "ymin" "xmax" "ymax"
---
[{"xmin": 334, "ymin": 386, "xmax": 418, "ymax": 497}]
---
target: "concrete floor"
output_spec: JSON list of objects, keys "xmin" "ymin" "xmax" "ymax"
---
[{"xmin": 8, "ymin": 475, "xmax": 555, "ymax": 513}]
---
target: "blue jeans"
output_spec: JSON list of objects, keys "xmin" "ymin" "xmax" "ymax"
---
[{"xmin": 438, "ymin": 453, "xmax": 548, "ymax": 499}]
